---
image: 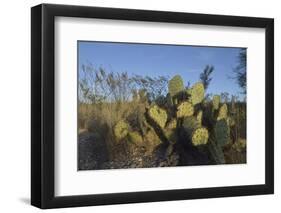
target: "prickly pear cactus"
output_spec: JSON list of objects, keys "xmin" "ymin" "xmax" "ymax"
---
[
  {"xmin": 183, "ymin": 116, "xmax": 200, "ymax": 130},
  {"xmin": 217, "ymin": 103, "xmax": 228, "ymax": 120},
  {"xmin": 188, "ymin": 82, "xmax": 205, "ymax": 105},
  {"xmin": 176, "ymin": 101, "xmax": 194, "ymax": 118},
  {"xmin": 168, "ymin": 75, "xmax": 184, "ymax": 97},
  {"xmin": 212, "ymin": 95, "xmax": 220, "ymax": 110},
  {"xmin": 214, "ymin": 119, "xmax": 229, "ymax": 147},
  {"xmin": 148, "ymin": 105, "xmax": 167, "ymax": 128},
  {"xmin": 196, "ymin": 110, "xmax": 203, "ymax": 125},
  {"xmin": 192, "ymin": 127, "xmax": 209, "ymax": 146},
  {"xmin": 128, "ymin": 131, "xmax": 143, "ymax": 144},
  {"xmin": 183, "ymin": 117, "xmax": 209, "ymax": 146},
  {"xmin": 114, "ymin": 120, "xmax": 129, "ymax": 141},
  {"xmin": 207, "ymin": 137, "xmax": 226, "ymax": 164}
]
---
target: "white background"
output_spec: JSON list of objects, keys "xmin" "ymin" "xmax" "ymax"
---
[
  {"xmin": 55, "ymin": 17, "xmax": 265, "ymax": 196},
  {"xmin": 0, "ymin": 0, "xmax": 279, "ymax": 212}
]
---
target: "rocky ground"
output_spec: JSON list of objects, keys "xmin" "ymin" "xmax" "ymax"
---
[
  {"xmin": 78, "ymin": 130, "xmax": 246, "ymax": 171},
  {"xmin": 78, "ymin": 130, "xmax": 179, "ymax": 170}
]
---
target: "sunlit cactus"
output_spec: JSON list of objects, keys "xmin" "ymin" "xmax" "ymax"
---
[
  {"xmin": 176, "ymin": 101, "xmax": 194, "ymax": 118},
  {"xmin": 128, "ymin": 131, "xmax": 143, "ymax": 144},
  {"xmin": 212, "ymin": 95, "xmax": 220, "ymax": 110},
  {"xmin": 188, "ymin": 82, "xmax": 205, "ymax": 105},
  {"xmin": 196, "ymin": 110, "xmax": 203, "ymax": 126},
  {"xmin": 217, "ymin": 103, "xmax": 228, "ymax": 120},
  {"xmin": 114, "ymin": 120, "xmax": 129, "ymax": 141},
  {"xmin": 168, "ymin": 75, "xmax": 184, "ymax": 97},
  {"xmin": 192, "ymin": 128, "xmax": 209, "ymax": 146},
  {"xmin": 183, "ymin": 117, "xmax": 209, "ymax": 146},
  {"xmin": 148, "ymin": 105, "xmax": 168, "ymax": 128},
  {"xmin": 214, "ymin": 119, "xmax": 229, "ymax": 147}
]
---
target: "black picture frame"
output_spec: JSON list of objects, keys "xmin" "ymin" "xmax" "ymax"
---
[{"xmin": 31, "ymin": 3, "xmax": 274, "ymax": 209}]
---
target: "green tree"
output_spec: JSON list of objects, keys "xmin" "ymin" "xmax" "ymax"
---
[{"xmin": 233, "ymin": 49, "xmax": 246, "ymax": 94}]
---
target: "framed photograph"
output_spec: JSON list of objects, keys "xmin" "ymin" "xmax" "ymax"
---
[{"xmin": 31, "ymin": 4, "xmax": 274, "ymax": 209}]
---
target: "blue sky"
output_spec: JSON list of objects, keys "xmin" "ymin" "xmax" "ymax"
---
[{"xmin": 78, "ymin": 41, "xmax": 245, "ymax": 97}]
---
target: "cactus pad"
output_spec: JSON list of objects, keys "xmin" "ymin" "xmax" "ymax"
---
[
  {"xmin": 212, "ymin": 95, "xmax": 220, "ymax": 110},
  {"xmin": 183, "ymin": 116, "xmax": 200, "ymax": 130},
  {"xmin": 168, "ymin": 75, "xmax": 184, "ymax": 97},
  {"xmin": 189, "ymin": 82, "xmax": 205, "ymax": 105},
  {"xmin": 217, "ymin": 103, "xmax": 228, "ymax": 120},
  {"xmin": 192, "ymin": 127, "xmax": 209, "ymax": 146},
  {"xmin": 183, "ymin": 117, "xmax": 208, "ymax": 145},
  {"xmin": 114, "ymin": 120, "xmax": 129, "ymax": 141},
  {"xmin": 176, "ymin": 101, "xmax": 194, "ymax": 118},
  {"xmin": 148, "ymin": 105, "xmax": 167, "ymax": 128},
  {"xmin": 196, "ymin": 110, "xmax": 203, "ymax": 125},
  {"xmin": 214, "ymin": 119, "xmax": 229, "ymax": 147},
  {"xmin": 128, "ymin": 131, "xmax": 143, "ymax": 144}
]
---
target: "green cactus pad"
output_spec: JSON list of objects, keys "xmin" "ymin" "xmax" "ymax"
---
[
  {"xmin": 189, "ymin": 82, "xmax": 205, "ymax": 105},
  {"xmin": 183, "ymin": 116, "xmax": 200, "ymax": 130},
  {"xmin": 148, "ymin": 105, "xmax": 167, "ymax": 128},
  {"xmin": 176, "ymin": 101, "xmax": 194, "ymax": 118},
  {"xmin": 128, "ymin": 131, "xmax": 143, "ymax": 144},
  {"xmin": 114, "ymin": 120, "xmax": 129, "ymax": 141},
  {"xmin": 192, "ymin": 127, "xmax": 209, "ymax": 146},
  {"xmin": 183, "ymin": 117, "xmax": 208, "ymax": 145},
  {"xmin": 217, "ymin": 103, "xmax": 228, "ymax": 120},
  {"xmin": 212, "ymin": 95, "xmax": 221, "ymax": 110},
  {"xmin": 214, "ymin": 119, "xmax": 229, "ymax": 147},
  {"xmin": 196, "ymin": 110, "xmax": 203, "ymax": 126},
  {"xmin": 168, "ymin": 75, "xmax": 184, "ymax": 97}
]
